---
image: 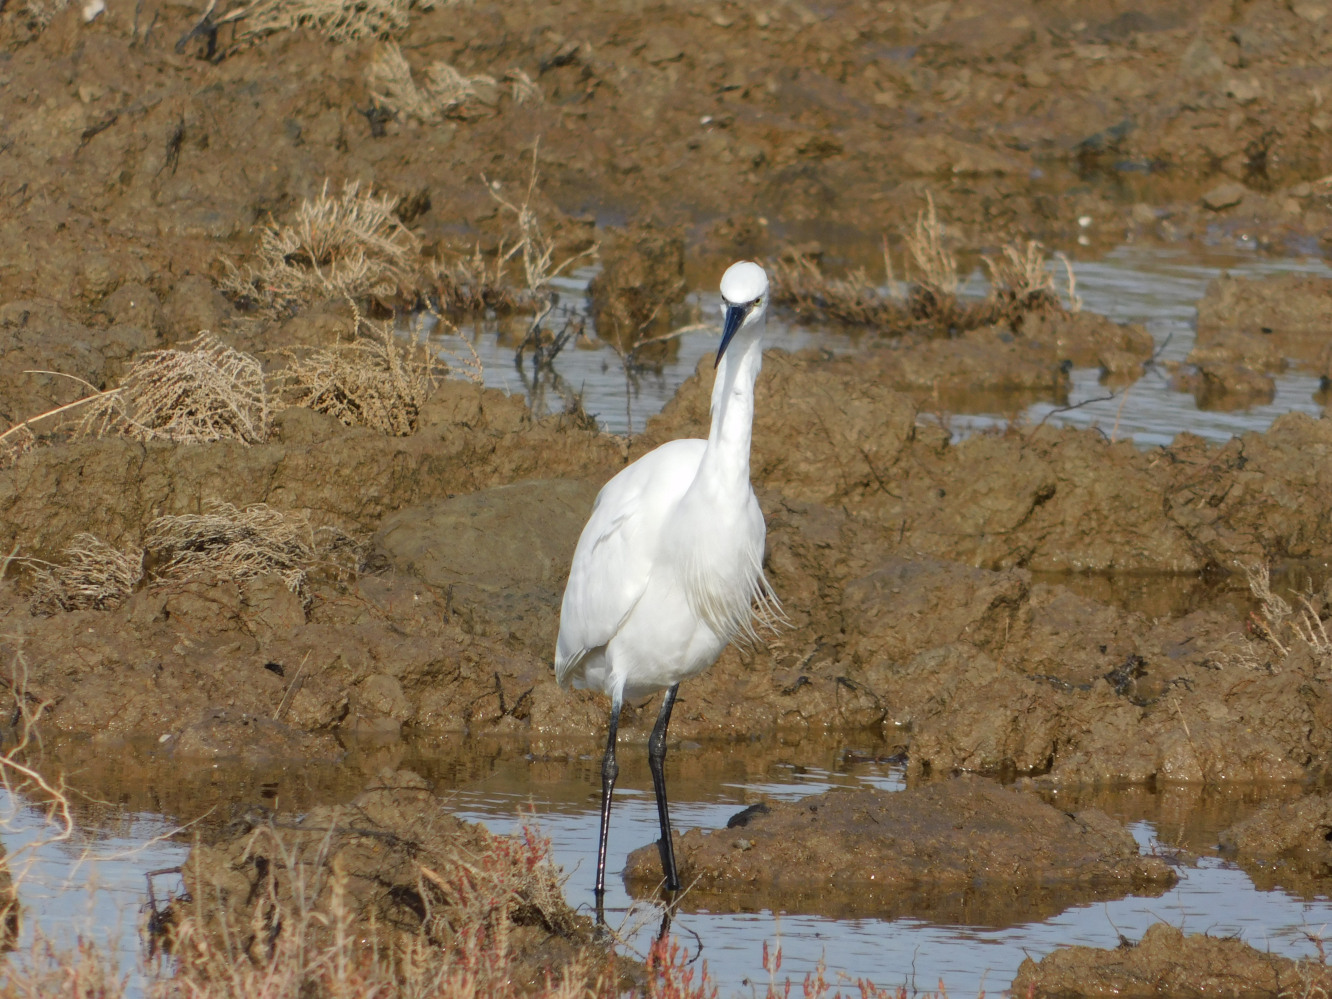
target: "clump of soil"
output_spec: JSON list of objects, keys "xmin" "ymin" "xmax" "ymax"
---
[
  {"xmin": 1196, "ymin": 273, "xmax": 1332, "ymax": 373},
  {"xmin": 171, "ymin": 768, "xmax": 630, "ymax": 994},
  {"xmin": 625, "ymin": 775, "xmax": 1176, "ymax": 923},
  {"xmin": 1218, "ymin": 792, "xmax": 1332, "ymax": 895},
  {"xmin": 1011, "ymin": 922, "xmax": 1332, "ymax": 998}
]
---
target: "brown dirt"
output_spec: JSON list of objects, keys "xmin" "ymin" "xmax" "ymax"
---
[
  {"xmin": 1218, "ymin": 792, "xmax": 1332, "ymax": 896},
  {"xmin": 174, "ymin": 768, "xmax": 632, "ymax": 989},
  {"xmin": 1012, "ymin": 921, "xmax": 1332, "ymax": 998},
  {"xmin": 3, "ymin": 0, "xmax": 1332, "ymax": 322},
  {"xmin": 623, "ymin": 775, "xmax": 1176, "ymax": 923},
  {"xmin": 4, "ymin": 0, "xmax": 1332, "ymax": 984},
  {"xmin": 1196, "ymin": 273, "xmax": 1332, "ymax": 374},
  {"xmin": 7, "ymin": 348, "xmax": 1332, "ymax": 788}
]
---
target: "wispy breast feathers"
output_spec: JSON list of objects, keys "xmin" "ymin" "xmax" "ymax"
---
[{"xmin": 684, "ymin": 544, "xmax": 785, "ymax": 647}]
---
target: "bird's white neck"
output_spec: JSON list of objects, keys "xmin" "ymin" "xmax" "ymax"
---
[{"xmin": 699, "ymin": 325, "xmax": 763, "ymax": 494}]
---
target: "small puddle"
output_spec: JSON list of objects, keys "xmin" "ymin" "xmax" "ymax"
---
[{"xmin": 453, "ymin": 246, "xmax": 1332, "ymax": 445}]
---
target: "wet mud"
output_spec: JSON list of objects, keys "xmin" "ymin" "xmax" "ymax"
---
[
  {"xmin": 172, "ymin": 768, "xmax": 631, "ymax": 989},
  {"xmin": 4, "ymin": 0, "xmax": 1332, "ymax": 991},
  {"xmin": 623, "ymin": 775, "xmax": 1175, "ymax": 923},
  {"xmin": 1012, "ymin": 922, "xmax": 1332, "ymax": 999}
]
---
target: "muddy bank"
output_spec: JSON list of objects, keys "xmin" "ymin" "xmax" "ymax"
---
[
  {"xmin": 0, "ymin": 379, "xmax": 621, "ymax": 557},
  {"xmin": 173, "ymin": 768, "xmax": 630, "ymax": 990},
  {"xmin": 644, "ymin": 347, "xmax": 1332, "ymax": 572},
  {"xmin": 1197, "ymin": 273, "xmax": 1332, "ymax": 374},
  {"xmin": 1218, "ymin": 792, "xmax": 1332, "ymax": 896},
  {"xmin": 3, "ymin": 0, "xmax": 1332, "ymax": 325},
  {"xmin": 6, "ymin": 340, "xmax": 1332, "ymax": 785},
  {"xmin": 623, "ymin": 775, "xmax": 1175, "ymax": 923},
  {"xmin": 1012, "ymin": 922, "xmax": 1332, "ymax": 998}
]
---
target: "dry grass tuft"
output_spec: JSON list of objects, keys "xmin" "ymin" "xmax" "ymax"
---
[
  {"xmin": 771, "ymin": 245, "xmax": 903, "ymax": 326},
  {"xmin": 1242, "ymin": 562, "xmax": 1332, "ymax": 668},
  {"xmin": 220, "ymin": 0, "xmax": 439, "ymax": 45},
  {"xmin": 905, "ymin": 193, "xmax": 959, "ymax": 312},
  {"xmin": 18, "ymin": 505, "xmax": 366, "ymax": 614},
  {"xmin": 145, "ymin": 502, "xmax": 337, "ymax": 595},
  {"xmin": 279, "ymin": 305, "xmax": 474, "ymax": 435},
  {"xmin": 27, "ymin": 534, "xmax": 144, "ymax": 615},
  {"xmin": 221, "ymin": 180, "xmax": 419, "ymax": 315},
  {"xmin": 0, "ymin": 424, "xmax": 39, "ymax": 470},
  {"xmin": 366, "ymin": 43, "xmax": 503, "ymax": 123},
  {"xmin": 771, "ymin": 198, "xmax": 1081, "ymax": 337},
  {"xmin": 985, "ymin": 240, "xmax": 1064, "ymax": 319},
  {"xmin": 77, "ymin": 333, "xmax": 271, "ymax": 444}
]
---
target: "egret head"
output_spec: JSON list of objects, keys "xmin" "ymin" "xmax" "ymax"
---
[{"xmin": 716, "ymin": 261, "xmax": 768, "ymax": 367}]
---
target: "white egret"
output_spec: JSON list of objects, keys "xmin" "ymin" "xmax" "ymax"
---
[{"xmin": 555, "ymin": 260, "xmax": 780, "ymax": 911}]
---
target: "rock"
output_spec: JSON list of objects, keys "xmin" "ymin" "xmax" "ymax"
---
[
  {"xmin": 1201, "ymin": 182, "xmax": 1247, "ymax": 211},
  {"xmin": 625, "ymin": 776, "xmax": 1176, "ymax": 922},
  {"xmin": 1012, "ymin": 922, "xmax": 1330, "ymax": 998}
]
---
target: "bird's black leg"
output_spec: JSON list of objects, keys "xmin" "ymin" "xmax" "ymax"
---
[
  {"xmin": 595, "ymin": 695, "xmax": 622, "ymax": 923},
  {"xmin": 648, "ymin": 683, "xmax": 681, "ymax": 892}
]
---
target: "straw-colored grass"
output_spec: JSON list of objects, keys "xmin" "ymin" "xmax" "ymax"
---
[
  {"xmin": 771, "ymin": 197, "xmax": 1079, "ymax": 335},
  {"xmin": 146, "ymin": 502, "xmax": 332, "ymax": 595},
  {"xmin": 27, "ymin": 534, "xmax": 144, "ymax": 614},
  {"xmin": 221, "ymin": 181, "xmax": 419, "ymax": 315},
  {"xmin": 76, "ymin": 333, "xmax": 271, "ymax": 444},
  {"xmin": 217, "ymin": 0, "xmax": 439, "ymax": 45},
  {"xmin": 20, "ymin": 505, "xmax": 365, "ymax": 614},
  {"xmin": 1241, "ymin": 562, "xmax": 1332, "ymax": 668},
  {"xmin": 278, "ymin": 305, "xmax": 477, "ymax": 435},
  {"xmin": 366, "ymin": 43, "xmax": 502, "ymax": 123}
]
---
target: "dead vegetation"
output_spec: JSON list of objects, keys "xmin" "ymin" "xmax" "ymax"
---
[
  {"xmin": 19, "ymin": 503, "xmax": 366, "ymax": 614},
  {"xmin": 155, "ymin": 775, "xmax": 620, "ymax": 999},
  {"xmin": 221, "ymin": 181, "xmax": 420, "ymax": 315},
  {"xmin": 366, "ymin": 42, "xmax": 509, "ymax": 123},
  {"xmin": 1, "ymin": 307, "xmax": 482, "ymax": 461},
  {"xmin": 79, "ymin": 333, "xmax": 272, "ymax": 444},
  {"xmin": 211, "ymin": 0, "xmax": 438, "ymax": 46},
  {"xmin": 145, "ymin": 502, "xmax": 344, "ymax": 596},
  {"xmin": 277, "ymin": 305, "xmax": 476, "ymax": 435},
  {"xmin": 26, "ymin": 534, "xmax": 144, "ymax": 614},
  {"xmin": 1242, "ymin": 562, "xmax": 1332, "ymax": 668},
  {"xmin": 771, "ymin": 195, "xmax": 1079, "ymax": 335}
]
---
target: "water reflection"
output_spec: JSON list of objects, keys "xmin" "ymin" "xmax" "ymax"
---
[
  {"xmin": 5, "ymin": 740, "xmax": 1332, "ymax": 996},
  {"xmin": 452, "ymin": 247, "xmax": 1332, "ymax": 446}
]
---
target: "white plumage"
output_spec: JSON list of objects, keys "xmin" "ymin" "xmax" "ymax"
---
[{"xmin": 555, "ymin": 260, "xmax": 778, "ymax": 911}]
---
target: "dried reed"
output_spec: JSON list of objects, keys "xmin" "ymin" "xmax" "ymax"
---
[
  {"xmin": 27, "ymin": 534, "xmax": 144, "ymax": 614},
  {"xmin": 1242, "ymin": 562, "xmax": 1332, "ymax": 667},
  {"xmin": 771, "ymin": 198, "xmax": 1079, "ymax": 336},
  {"xmin": 278, "ymin": 305, "xmax": 471, "ymax": 435},
  {"xmin": 77, "ymin": 333, "xmax": 270, "ymax": 444},
  {"xmin": 145, "ymin": 503, "xmax": 323, "ymax": 594},
  {"xmin": 221, "ymin": 180, "xmax": 419, "ymax": 315},
  {"xmin": 366, "ymin": 43, "xmax": 501, "ymax": 123},
  {"xmin": 221, "ymin": 0, "xmax": 436, "ymax": 44}
]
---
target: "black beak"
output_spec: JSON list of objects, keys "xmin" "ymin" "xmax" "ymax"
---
[{"xmin": 715, "ymin": 303, "xmax": 746, "ymax": 368}]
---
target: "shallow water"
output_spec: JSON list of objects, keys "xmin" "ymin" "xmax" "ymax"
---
[
  {"xmin": 442, "ymin": 747, "xmax": 1332, "ymax": 996},
  {"xmin": 11, "ymin": 743, "xmax": 1332, "ymax": 997},
  {"xmin": 457, "ymin": 245, "xmax": 1332, "ymax": 445}
]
